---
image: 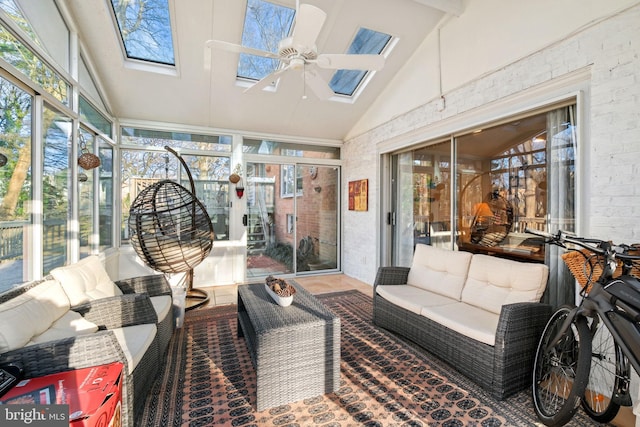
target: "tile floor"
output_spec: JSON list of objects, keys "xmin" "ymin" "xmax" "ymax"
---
[{"xmin": 189, "ymin": 273, "xmax": 373, "ymax": 309}]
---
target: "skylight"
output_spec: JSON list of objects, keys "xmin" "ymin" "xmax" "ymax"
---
[
  {"xmin": 329, "ymin": 28, "xmax": 391, "ymax": 96},
  {"xmin": 110, "ymin": 0, "xmax": 175, "ymax": 66},
  {"xmin": 237, "ymin": 0, "xmax": 295, "ymax": 81}
]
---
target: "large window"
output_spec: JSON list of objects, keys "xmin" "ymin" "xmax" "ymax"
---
[{"xmin": 120, "ymin": 128, "xmax": 231, "ymax": 242}]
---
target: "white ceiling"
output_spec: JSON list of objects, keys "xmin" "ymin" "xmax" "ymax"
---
[{"xmin": 65, "ymin": 0, "xmax": 464, "ymax": 141}]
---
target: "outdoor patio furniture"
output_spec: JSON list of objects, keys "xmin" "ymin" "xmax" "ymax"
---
[
  {"xmin": 373, "ymin": 244, "xmax": 552, "ymax": 399},
  {"xmin": 237, "ymin": 282, "xmax": 340, "ymax": 411}
]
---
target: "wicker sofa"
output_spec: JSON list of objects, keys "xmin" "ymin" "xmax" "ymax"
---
[
  {"xmin": 373, "ymin": 244, "xmax": 553, "ymax": 399},
  {"xmin": 0, "ymin": 256, "xmax": 174, "ymax": 427}
]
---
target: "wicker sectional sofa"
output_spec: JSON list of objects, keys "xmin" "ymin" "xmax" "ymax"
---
[
  {"xmin": 373, "ymin": 244, "xmax": 553, "ymax": 399},
  {"xmin": 0, "ymin": 256, "xmax": 174, "ymax": 426}
]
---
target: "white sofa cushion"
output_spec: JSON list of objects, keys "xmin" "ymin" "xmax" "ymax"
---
[
  {"xmin": 28, "ymin": 311, "xmax": 99, "ymax": 345},
  {"xmin": 421, "ymin": 302, "xmax": 500, "ymax": 346},
  {"xmin": 150, "ymin": 295, "xmax": 172, "ymax": 322},
  {"xmin": 461, "ymin": 254, "xmax": 549, "ymax": 315},
  {"xmin": 407, "ymin": 244, "xmax": 473, "ymax": 300},
  {"xmin": 51, "ymin": 255, "xmax": 122, "ymax": 306},
  {"xmin": 111, "ymin": 324, "xmax": 157, "ymax": 374},
  {"xmin": 376, "ymin": 285, "xmax": 458, "ymax": 315},
  {"xmin": 0, "ymin": 279, "xmax": 71, "ymax": 352}
]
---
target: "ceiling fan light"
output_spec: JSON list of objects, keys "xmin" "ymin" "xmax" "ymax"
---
[{"xmin": 290, "ymin": 58, "xmax": 305, "ymax": 71}]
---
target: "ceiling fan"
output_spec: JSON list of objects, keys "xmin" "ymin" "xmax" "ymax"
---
[{"xmin": 205, "ymin": 2, "xmax": 385, "ymax": 100}]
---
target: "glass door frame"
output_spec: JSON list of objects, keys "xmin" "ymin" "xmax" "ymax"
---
[{"xmin": 243, "ymin": 156, "xmax": 341, "ymax": 282}]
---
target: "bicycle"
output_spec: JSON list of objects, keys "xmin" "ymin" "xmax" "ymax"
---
[{"xmin": 526, "ymin": 228, "xmax": 640, "ymax": 426}]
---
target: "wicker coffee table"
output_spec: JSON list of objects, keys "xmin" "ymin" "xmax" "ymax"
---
[{"xmin": 237, "ymin": 282, "xmax": 340, "ymax": 411}]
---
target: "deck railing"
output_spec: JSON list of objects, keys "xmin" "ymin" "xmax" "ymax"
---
[{"xmin": 0, "ymin": 220, "xmax": 67, "ymax": 260}]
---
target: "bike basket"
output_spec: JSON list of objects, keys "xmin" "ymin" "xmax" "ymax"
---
[{"xmin": 562, "ymin": 249, "xmax": 640, "ymax": 292}]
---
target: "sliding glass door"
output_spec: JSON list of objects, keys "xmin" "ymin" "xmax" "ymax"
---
[{"xmin": 246, "ymin": 162, "xmax": 339, "ymax": 279}]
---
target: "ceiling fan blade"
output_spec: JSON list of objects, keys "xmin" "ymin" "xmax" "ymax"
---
[
  {"xmin": 291, "ymin": 4, "xmax": 327, "ymax": 48},
  {"xmin": 303, "ymin": 68, "xmax": 334, "ymax": 100},
  {"xmin": 315, "ymin": 54, "xmax": 385, "ymax": 70},
  {"xmin": 205, "ymin": 39, "xmax": 279, "ymax": 59},
  {"xmin": 244, "ymin": 67, "xmax": 289, "ymax": 94}
]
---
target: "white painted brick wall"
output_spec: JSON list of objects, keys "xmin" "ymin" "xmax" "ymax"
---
[
  {"xmin": 343, "ymin": 4, "xmax": 640, "ymax": 282},
  {"xmin": 342, "ymin": 136, "xmax": 378, "ymax": 283}
]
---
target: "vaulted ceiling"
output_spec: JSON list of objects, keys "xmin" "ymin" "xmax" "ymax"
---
[{"xmin": 65, "ymin": 0, "xmax": 464, "ymax": 141}]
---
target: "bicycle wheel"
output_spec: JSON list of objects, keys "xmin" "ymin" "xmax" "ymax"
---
[
  {"xmin": 532, "ymin": 305, "xmax": 591, "ymax": 426},
  {"xmin": 581, "ymin": 316, "xmax": 624, "ymax": 422}
]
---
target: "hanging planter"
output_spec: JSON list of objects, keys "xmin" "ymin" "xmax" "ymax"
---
[
  {"xmin": 228, "ymin": 163, "xmax": 242, "ymax": 183},
  {"xmin": 77, "ymin": 134, "xmax": 101, "ymax": 170}
]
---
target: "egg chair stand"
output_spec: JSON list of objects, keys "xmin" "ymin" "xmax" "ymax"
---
[{"xmin": 128, "ymin": 146, "xmax": 214, "ymax": 311}]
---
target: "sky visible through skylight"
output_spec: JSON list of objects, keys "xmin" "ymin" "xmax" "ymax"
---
[
  {"xmin": 330, "ymin": 28, "xmax": 391, "ymax": 96},
  {"xmin": 238, "ymin": 0, "xmax": 295, "ymax": 81},
  {"xmin": 110, "ymin": 0, "xmax": 175, "ymax": 65}
]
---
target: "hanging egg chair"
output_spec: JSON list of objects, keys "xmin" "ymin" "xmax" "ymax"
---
[
  {"xmin": 129, "ymin": 180, "xmax": 214, "ymax": 272},
  {"xmin": 128, "ymin": 146, "xmax": 214, "ymax": 309}
]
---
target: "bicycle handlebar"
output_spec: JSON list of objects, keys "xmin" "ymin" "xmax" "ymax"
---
[{"xmin": 524, "ymin": 228, "xmax": 640, "ymax": 263}]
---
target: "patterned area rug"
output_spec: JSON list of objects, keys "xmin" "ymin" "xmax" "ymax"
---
[{"xmin": 140, "ymin": 288, "xmax": 603, "ymax": 426}]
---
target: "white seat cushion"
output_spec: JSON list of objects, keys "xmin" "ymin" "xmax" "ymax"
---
[
  {"xmin": 407, "ymin": 244, "xmax": 473, "ymax": 300},
  {"xmin": 111, "ymin": 324, "xmax": 157, "ymax": 374},
  {"xmin": 377, "ymin": 285, "xmax": 458, "ymax": 315},
  {"xmin": 28, "ymin": 311, "xmax": 99, "ymax": 345},
  {"xmin": 461, "ymin": 254, "xmax": 549, "ymax": 314},
  {"xmin": 51, "ymin": 256, "xmax": 122, "ymax": 306},
  {"xmin": 0, "ymin": 280, "xmax": 71, "ymax": 352},
  {"xmin": 150, "ymin": 295, "xmax": 172, "ymax": 322},
  {"xmin": 421, "ymin": 302, "xmax": 500, "ymax": 346}
]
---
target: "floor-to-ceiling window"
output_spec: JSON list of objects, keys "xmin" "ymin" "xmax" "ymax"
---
[{"xmin": 389, "ymin": 104, "xmax": 577, "ymax": 307}]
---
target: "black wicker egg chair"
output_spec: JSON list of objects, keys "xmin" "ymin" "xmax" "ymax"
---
[{"xmin": 128, "ymin": 146, "xmax": 214, "ymax": 310}]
